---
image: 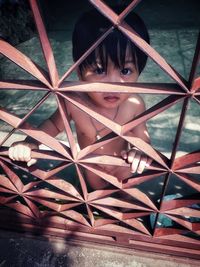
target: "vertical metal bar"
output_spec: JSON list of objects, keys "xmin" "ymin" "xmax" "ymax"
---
[
  {"xmin": 153, "ymin": 97, "xmax": 190, "ymax": 235},
  {"xmin": 29, "ymin": 0, "xmax": 59, "ymax": 87},
  {"xmin": 170, "ymin": 98, "xmax": 190, "ymax": 169},
  {"xmin": 56, "ymin": 94, "xmax": 78, "ymax": 159},
  {"xmin": 188, "ymin": 32, "xmax": 200, "ymax": 89}
]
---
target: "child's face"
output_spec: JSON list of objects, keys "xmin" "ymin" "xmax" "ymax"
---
[{"xmin": 78, "ymin": 48, "xmax": 139, "ymax": 109}]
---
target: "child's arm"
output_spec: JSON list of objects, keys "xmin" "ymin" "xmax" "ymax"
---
[
  {"xmin": 9, "ymin": 109, "xmax": 66, "ymax": 166},
  {"xmin": 121, "ymin": 97, "xmax": 152, "ymax": 174},
  {"xmin": 121, "ymin": 128, "xmax": 152, "ymax": 174}
]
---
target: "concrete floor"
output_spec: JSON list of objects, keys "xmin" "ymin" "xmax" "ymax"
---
[{"xmin": 0, "ymin": 230, "xmax": 199, "ymax": 267}]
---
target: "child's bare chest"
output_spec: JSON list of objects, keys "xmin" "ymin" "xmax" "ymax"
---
[{"xmin": 70, "ymin": 106, "xmax": 134, "ymax": 154}]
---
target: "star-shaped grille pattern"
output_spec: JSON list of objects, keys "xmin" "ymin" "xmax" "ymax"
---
[{"xmin": 0, "ymin": 0, "xmax": 199, "ymax": 258}]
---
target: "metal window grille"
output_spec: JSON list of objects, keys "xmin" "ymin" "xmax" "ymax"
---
[{"xmin": 0, "ymin": 0, "xmax": 199, "ymax": 259}]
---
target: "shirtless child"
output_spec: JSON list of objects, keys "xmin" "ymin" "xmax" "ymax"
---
[{"xmin": 9, "ymin": 7, "xmax": 152, "ymax": 190}]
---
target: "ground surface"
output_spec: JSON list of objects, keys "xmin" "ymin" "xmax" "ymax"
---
[{"xmin": 0, "ymin": 230, "xmax": 199, "ymax": 267}]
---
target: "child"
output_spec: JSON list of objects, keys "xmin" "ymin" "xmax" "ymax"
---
[{"xmin": 9, "ymin": 6, "xmax": 152, "ymax": 189}]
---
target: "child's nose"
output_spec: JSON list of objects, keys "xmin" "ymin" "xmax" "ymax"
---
[{"xmin": 105, "ymin": 72, "xmax": 123, "ymax": 83}]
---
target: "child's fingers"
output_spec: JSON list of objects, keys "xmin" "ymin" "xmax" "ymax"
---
[
  {"xmin": 9, "ymin": 144, "xmax": 32, "ymax": 162},
  {"xmin": 23, "ymin": 146, "xmax": 32, "ymax": 162},
  {"xmin": 137, "ymin": 155, "xmax": 148, "ymax": 174},
  {"xmin": 131, "ymin": 153, "xmax": 141, "ymax": 173},
  {"xmin": 17, "ymin": 145, "xmax": 26, "ymax": 161},
  {"xmin": 27, "ymin": 158, "xmax": 37, "ymax": 167},
  {"xmin": 121, "ymin": 150, "xmax": 128, "ymax": 159},
  {"xmin": 127, "ymin": 149, "xmax": 137, "ymax": 164},
  {"xmin": 12, "ymin": 145, "xmax": 22, "ymax": 161},
  {"xmin": 8, "ymin": 146, "xmax": 14, "ymax": 160},
  {"xmin": 146, "ymin": 157, "xmax": 153, "ymax": 167}
]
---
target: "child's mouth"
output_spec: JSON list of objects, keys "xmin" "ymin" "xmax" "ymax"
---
[{"xmin": 104, "ymin": 95, "xmax": 120, "ymax": 103}]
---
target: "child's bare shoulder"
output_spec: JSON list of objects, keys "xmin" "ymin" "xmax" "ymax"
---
[
  {"xmin": 123, "ymin": 94, "xmax": 146, "ymax": 113},
  {"xmin": 116, "ymin": 94, "xmax": 145, "ymax": 123},
  {"xmin": 64, "ymin": 92, "xmax": 90, "ymax": 115}
]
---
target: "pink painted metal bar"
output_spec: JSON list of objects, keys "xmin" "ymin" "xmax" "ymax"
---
[
  {"xmin": 188, "ymin": 32, "xmax": 200, "ymax": 88},
  {"xmin": 59, "ymin": 81, "xmax": 185, "ymax": 95},
  {"xmin": 0, "ymin": 80, "xmax": 48, "ymax": 90},
  {"xmin": 0, "ymin": 40, "xmax": 52, "ymax": 88},
  {"xmin": 29, "ymin": 0, "xmax": 59, "ymax": 87}
]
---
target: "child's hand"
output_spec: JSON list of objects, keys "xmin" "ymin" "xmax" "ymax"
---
[
  {"xmin": 9, "ymin": 142, "xmax": 38, "ymax": 167},
  {"xmin": 121, "ymin": 147, "xmax": 152, "ymax": 174}
]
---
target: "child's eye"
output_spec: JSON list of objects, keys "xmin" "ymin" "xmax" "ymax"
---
[
  {"xmin": 121, "ymin": 68, "xmax": 132, "ymax": 75},
  {"xmin": 94, "ymin": 67, "xmax": 105, "ymax": 75}
]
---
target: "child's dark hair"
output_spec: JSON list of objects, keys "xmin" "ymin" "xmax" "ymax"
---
[{"xmin": 72, "ymin": 6, "xmax": 149, "ymax": 75}]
